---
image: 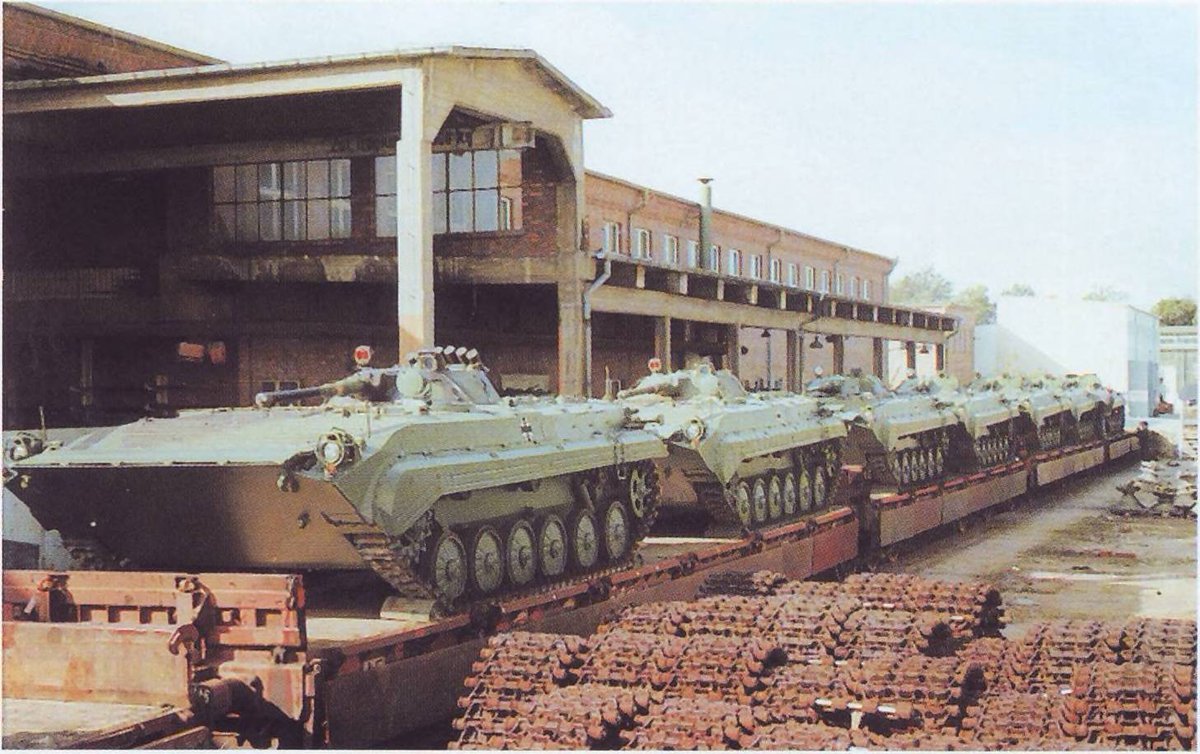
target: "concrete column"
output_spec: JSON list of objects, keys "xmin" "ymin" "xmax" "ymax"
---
[
  {"xmin": 654, "ymin": 316, "xmax": 673, "ymax": 371},
  {"xmin": 832, "ymin": 335, "xmax": 845, "ymax": 374},
  {"xmin": 905, "ymin": 341, "xmax": 917, "ymax": 370},
  {"xmin": 786, "ymin": 329, "xmax": 802, "ymax": 391},
  {"xmin": 872, "ymin": 337, "xmax": 885, "ymax": 378},
  {"xmin": 725, "ymin": 324, "xmax": 741, "ymax": 375},
  {"xmin": 79, "ymin": 339, "xmax": 94, "ymax": 410},
  {"xmin": 935, "ymin": 342, "xmax": 946, "ymax": 373},
  {"xmin": 395, "ymin": 68, "xmax": 435, "ymax": 358},
  {"xmin": 557, "ymin": 179, "xmax": 587, "ymax": 396}
]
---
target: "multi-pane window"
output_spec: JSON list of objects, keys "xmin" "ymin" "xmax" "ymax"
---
[
  {"xmin": 602, "ymin": 221, "xmax": 623, "ymax": 254},
  {"xmin": 805, "ymin": 266, "xmax": 816, "ymax": 291},
  {"xmin": 850, "ymin": 277, "xmax": 859, "ymax": 298},
  {"xmin": 820, "ymin": 270, "xmax": 830, "ymax": 293},
  {"xmin": 664, "ymin": 234, "xmax": 680, "ymax": 266},
  {"xmin": 787, "ymin": 263, "xmax": 798, "ymax": 287},
  {"xmin": 431, "ymin": 149, "xmax": 522, "ymax": 234},
  {"xmin": 709, "ymin": 245, "xmax": 721, "ymax": 272},
  {"xmin": 749, "ymin": 254, "xmax": 763, "ymax": 279},
  {"xmin": 633, "ymin": 228, "xmax": 652, "ymax": 259},
  {"xmin": 375, "ymin": 156, "xmax": 397, "ymax": 237},
  {"xmin": 686, "ymin": 240, "xmax": 699, "ymax": 268},
  {"xmin": 862, "ymin": 279, "xmax": 872, "ymax": 301},
  {"xmin": 769, "ymin": 259, "xmax": 782, "ymax": 283},
  {"xmin": 727, "ymin": 248, "xmax": 742, "ymax": 276},
  {"xmin": 213, "ymin": 159, "xmax": 351, "ymax": 242},
  {"xmin": 835, "ymin": 273, "xmax": 845, "ymax": 295}
]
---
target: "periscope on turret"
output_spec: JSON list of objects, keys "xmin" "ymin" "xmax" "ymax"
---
[{"xmin": 3, "ymin": 346, "xmax": 667, "ymax": 612}]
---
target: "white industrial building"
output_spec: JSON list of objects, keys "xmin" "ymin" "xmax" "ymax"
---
[{"xmin": 975, "ymin": 296, "xmax": 1159, "ymax": 419}]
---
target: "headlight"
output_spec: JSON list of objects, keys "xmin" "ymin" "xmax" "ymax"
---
[
  {"xmin": 9, "ymin": 443, "xmax": 30, "ymax": 461},
  {"xmin": 683, "ymin": 419, "xmax": 705, "ymax": 443},
  {"xmin": 315, "ymin": 430, "xmax": 355, "ymax": 469}
]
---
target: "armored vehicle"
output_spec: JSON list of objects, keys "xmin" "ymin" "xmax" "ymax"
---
[
  {"xmin": 1050, "ymin": 373, "xmax": 1127, "ymax": 442},
  {"xmin": 895, "ymin": 374, "xmax": 1022, "ymax": 472},
  {"xmin": 3, "ymin": 347, "xmax": 666, "ymax": 610},
  {"xmin": 617, "ymin": 361, "xmax": 846, "ymax": 531},
  {"xmin": 805, "ymin": 371, "xmax": 961, "ymax": 489}
]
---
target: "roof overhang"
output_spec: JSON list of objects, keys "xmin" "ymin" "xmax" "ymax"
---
[{"xmin": 4, "ymin": 46, "xmax": 611, "ymax": 119}]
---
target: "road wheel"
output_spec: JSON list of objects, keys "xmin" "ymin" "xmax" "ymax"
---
[
  {"xmin": 751, "ymin": 478, "xmax": 769, "ymax": 526},
  {"xmin": 505, "ymin": 520, "xmax": 537, "ymax": 587},
  {"xmin": 600, "ymin": 499, "xmax": 633, "ymax": 562},
  {"xmin": 812, "ymin": 468, "xmax": 828, "ymax": 508},
  {"xmin": 798, "ymin": 464, "xmax": 814, "ymax": 512},
  {"xmin": 767, "ymin": 474, "xmax": 784, "ymax": 521},
  {"xmin": 538, "ymin": 514, "xmax": 568, "ymax": 579},
  {"xmin": 427, "ymin": 531, "xmax": 468, "ymax": 604},
  {"xmin": 569, "ymin": 510, "xmax": 600, "ymax": 571},
  {"xmin": 731, "ymin": 480, "xmax": 753, "ymax": 528},
  {"xmin": 469, "ymin": 525, "xmax": 505, "ymax": 595},
  {"xmin": 781, "ymin": 472, "xmax": 798, "ymax": 517}
]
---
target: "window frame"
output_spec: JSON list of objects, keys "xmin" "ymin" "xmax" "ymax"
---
[
  {"xmin": 430, "ymin": 147, "xmax": 522, "ymax": 235},
  {"xmin": 708, "ymin": 245, "xmax": 721, "ymax": 273},
  {"xmin": 633, "ymin": 227, "xmax": 652, "ymax": 260},
  {"xmin": 213, "ymin": 158, "xmax": 352, "ymax": 243},
  {"xmin": 820, "ymin": 270, "xmax": 830, "ymax": 294},
  {"xmin": 835, "ymin": 273, "xmax": 845, "ymax": 296},
  {"xmin": 726, "ymin": 248, "xmax": 742, "ymax": 277},
  {"xmin": 664, "ymin": 234, "xmax": 680, "ymax": 266},
  {"xmin": 787, "ymin": 263, "xmax": 798, "ymax": 287},
  {"xmin": 805, "ymin": 266, "xmax": 816, "ymax": 291},
  {"xmin": 862, "ymin": 279, "xmax": 872, "ymax": 301},
  {"xmin": 686, "ymin": 239, "xmax": 700, "ymax": 268}
]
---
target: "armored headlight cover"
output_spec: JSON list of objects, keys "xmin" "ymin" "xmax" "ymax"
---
[
  {"xmin": 315, "ymin": 429, "xmax": 356, "ymax": 470},
  {"xmin": 683, "ymin": 419, "xmax": 705, "ymax": 443}
]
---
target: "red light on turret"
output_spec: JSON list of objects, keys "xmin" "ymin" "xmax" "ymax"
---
[
  {"xmin": 354, "ymin": 345, "xmax": 373, "ymax": 366},
  {"xmin": 648, "ymin": 357, "xmax": 663, "ymax": 374}
]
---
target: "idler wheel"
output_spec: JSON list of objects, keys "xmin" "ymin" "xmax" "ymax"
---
[
  {"xmin": 766, "ymin": 474, "xmax": 784, "ymax": 521},
  {"xmin": 798, "ymin": 464, "xmax": 814, "ymax": 512},
  {"xmin": 751, "ymin": 478, "xmax": 769, "ymax": 525},
  {"xmin": 505, "ymin": 520, "xmax": 537, "ymax": 587},
  {"xmin": 428, "ymin": 531, "xmax": 468, "ymax": 604},
  {"xmin": 538, "ymin": 514, "xmax": 568, "ymax": 578},
  {"xmin": 469, "ymin": 525, "xmax": 505, "ymax": 595},
  {"xmin": 781, "ymin": 471, "xmax": 798, "ymax": 517},
  {"xmin": 569, "ymin": 510, "xmax": 600, "ymax": 571},
  {"xmin": 732, "ymin": 480, "xmax": 753, "ymax": 527},
  {"xmin": 625, "ymin": 463, "xmax": 654, "ymax": 520},
  {"xmin": 600, "ymin": 499, "xmax": 632, "ymax": 561}
]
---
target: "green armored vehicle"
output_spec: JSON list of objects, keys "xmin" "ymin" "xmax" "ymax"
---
[
  {"xmin": 805, "ymin": 371, "xmax": 962, "ymax": 489},
  {"xmin": 973, "ymin": 374, "xmax": 1080, "ymax": 451},
  {"xmin": 617, "ymin": 361, "xmax": 846, "ymax": 531},
  {"xmin": 3, "ymin": 347, "xmax": 666, "ymax": 609},
  {"xmin": 895, "ymin": 374, "xmax": 1022, "ymax": 472},
  {"xmin": 1049, "ymin": 373, "xmax": 1127, "ymax": 442}
]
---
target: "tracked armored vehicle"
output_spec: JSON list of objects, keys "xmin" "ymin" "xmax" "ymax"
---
[
  {"xmin": 1051, "ymin": 373, "xmax": 1127, "ymax": 442},
  {"xmin": 3, "ymin": 347, "xmax": 666, "ymax": 610},
  {"xmin": 617, "ymin": 361, "xmax": 846, "ymax": 531},
  {"xmin": 894, "ymin": 374, "xmax": 1022, "ymax": 473},
  {"xmin": 805, "ymin": 371, "xmax": 962, "ymax": 490}
]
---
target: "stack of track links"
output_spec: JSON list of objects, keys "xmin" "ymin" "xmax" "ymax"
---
[{"xmin": 451, "ymin": 571, "xmax": 1196, "ymax": 750}]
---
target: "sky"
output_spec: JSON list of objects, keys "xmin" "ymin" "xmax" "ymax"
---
[{"xmin": 45, "ymin": 1, "xmax": 1199, "ymax": 310}]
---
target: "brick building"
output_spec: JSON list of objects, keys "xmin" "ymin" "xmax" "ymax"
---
[{"xmin": 2, "ymin": 4, "xmax": 956, "ymax": 428}]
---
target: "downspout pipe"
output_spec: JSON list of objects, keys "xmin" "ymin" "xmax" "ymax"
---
[
  {"xmin": 698, "ymin": 178, "xmax": 713, "ymax": 270},
  {"xmin": 627, "ymin": 188, "xmax": 650, "ymax": 257},
  {"xmin": 582, "ymin": 251, "xmax": 612, "ymax": 398}
]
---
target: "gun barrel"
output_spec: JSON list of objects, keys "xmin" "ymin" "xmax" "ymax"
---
[{"xmin": 255, "ymin": 374, "xmax": 369, "ymax": 408}]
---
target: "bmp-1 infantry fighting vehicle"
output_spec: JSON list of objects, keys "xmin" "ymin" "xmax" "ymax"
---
[
  {"xmin": 805, "ymin": 370, "xmax": 962, "ymax": 490},
  {"xmin": 1049, "ymin": 373, "xmax": 1127, "ymax": 442},
  {"xmin": 894, "ymin": 373, "xmax": 1022, "ymax": 472},
  {"xmin": 617, "ymin": 360, "xmax": 847, "ymax": 531},
  {"xmin": 970, "ymin": 372, "xmax": 1124, "ymax": 452},
  {"xmin": 3, "ymin": 347, "xmax": 667, "ymax": 610}
]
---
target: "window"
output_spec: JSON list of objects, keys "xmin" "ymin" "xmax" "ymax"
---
[
  {"xmin": 787, "ymin": 263, "xmax": 798, "ymax": 287},
  {"xmin": 431, "ymin": 148, "xmax": 522, "ymax": 234},
  {"xmin": 749, "ymin": 254, "xmax": 763, "ymax": 279},
  {"xmin": 850, "ymin": 277, "xmax": 859, "ymax": 299},
  {"xmin": 805, "ymin": 266, "xmax": 816, "ymax": 291},
  {"xmin": 686, "ymin": 240, "xmax": 699, "ymax": 268},
  {"xmin": 709, "ymin": 245, "xmax": 720, "ymax": 272},
  {"xmin": 664, "ymin": 234, "xmax": 680, "ymax": 266},
  {"xmin": 862, "ymin": 279, "xmax": 872, "ymax": 301},
  {"xmin": 602, "ymin": 221, "xmax": 623, "ymax": 255},
  {"xmin": 375, "ymin": 156, "xmax": 397, "ymax": 237},
  {"xmin": 633, "ymin": 228, "xmax": 652, "ymax": 260},
  {"xmin": 213, "ymin": 159, "xmax": 351, "ymax": 242},
  {"xmin": 820, "ymin": 270, "xmax": 830, "ymax": 293},
  {"xmin": 768, "ymin": 258, "xmax": 781, "ymax": 283},
  {"xmin": 727, "ymin": 248, "xmax": 742, "ymax": 276},
  {"xmin": 835, "ymin": 273, "xmax": 845, "ymax": 295}
]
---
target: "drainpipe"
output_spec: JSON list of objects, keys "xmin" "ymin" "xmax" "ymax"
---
[
  {"xmin": 627, "ymin": 188, "xmax": 650, "ymax": 258},
  {"xmin": 582, "ymin": 251, "xmax": 612, "ymax": 398},
  {"xmin": 698, "ymin": 178, "xmax": 713, "ymax": 270}
]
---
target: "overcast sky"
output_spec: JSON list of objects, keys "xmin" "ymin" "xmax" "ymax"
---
[{"xmin": 46, "ymin": 1, "xmax": 1198, "ymax": 310}]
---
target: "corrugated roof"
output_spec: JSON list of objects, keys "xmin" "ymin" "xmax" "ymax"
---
[{"xmin": 5, "ymin": 45, "xmax": 611, "ymax": 119}]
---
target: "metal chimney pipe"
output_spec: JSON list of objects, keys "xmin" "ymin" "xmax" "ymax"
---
[{"xmin": 698, "ymin": 178, "xmax": 713, "ymax": 271}]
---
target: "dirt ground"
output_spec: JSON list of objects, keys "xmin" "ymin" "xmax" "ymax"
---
[{"xmin": 882, "ymin": 462, "xmax": 1197, "ymax": 638}]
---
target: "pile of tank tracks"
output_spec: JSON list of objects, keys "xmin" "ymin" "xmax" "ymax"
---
[{"xmin": 450, "ymin": 571, "xmax": 1195, "ymax": 750}]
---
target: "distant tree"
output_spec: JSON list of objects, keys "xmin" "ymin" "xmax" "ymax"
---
[
  {"xmin": 1151, "ymin": 297, "xmax": 1196, "ymax": 326},
  {"xmin": 1082, "ymin": 285, "xmax": 1129, "ymax": 302},
  {"xmin": 889, "ymin": 266, "xmax": 954, "ymax": 306},
  {"xmin": 1001, "ymin": 283, "xmax": 1036, "ymax": 297},
  {"xmin": 953, "ymin": 284, "xmax": 997, "ymax": 324}
]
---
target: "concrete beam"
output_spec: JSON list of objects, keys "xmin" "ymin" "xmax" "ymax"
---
[
  {"xmin": 435, "ymin": 256, "xmax": 560, "ymax": 285},
  {"xmin": 589, "ymin": 286, "xmax": 810, "ymax": 330},
  {"xmin": 802, "ymin": 316, "xmax": 951, "ymax": 344}
]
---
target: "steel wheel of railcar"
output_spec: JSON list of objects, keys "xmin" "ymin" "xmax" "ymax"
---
[
  {"xmin": 600, "ymin": 500, "xmax": 632, "ymax": 561},
  {"xmin": 538, "ymin": 514, "xmax": 568, "ymax": 578},
  {"xmin": 812, "ymin": 468, "xmax": 828, "ymax": 508},
  {"xmin": 766, "ymin": 474, "xmax": 784, "ymax": 521},
  {"xmin": 732, "ymin": 480, "xmax": 753, "ymax": 527},
  {"xmin": 428, "ymin": 531, "xmax": 468, "ymax": 604},
  {"xmin": 751, "ymin": 478, "xmax": 769, "ymax": 525},
  {"xmin": 505, "ymin": 520, "xmax": 537, "ymax": 587},
  {"xmin": 469, "ymin": 526, "xmax": 505, "ymax": 595},
  {"xmin": 781, "ymin": 472, "xmax": 798, "ymax": 516},
  {"xmin": 798, "ymin": 465, "xmax": 814, "ymax": 512},
  {"xmin": 569, "ymin": 510, "xmax": 600, "ymax": 571}
]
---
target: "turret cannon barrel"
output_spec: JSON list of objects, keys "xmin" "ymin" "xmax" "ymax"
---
[{"xmin": 254, "ymin": 372, "xmax": 375, "ymax": 408}]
